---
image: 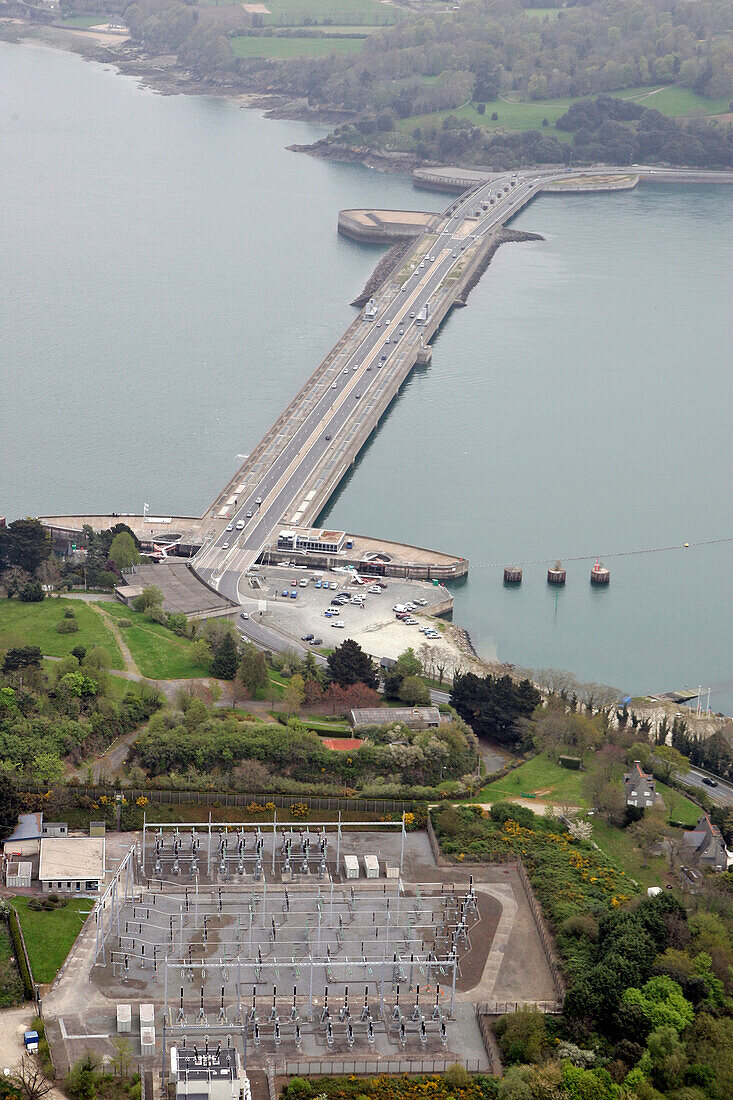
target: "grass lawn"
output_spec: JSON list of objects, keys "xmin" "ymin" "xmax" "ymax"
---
[
  {"xmin": 478, "ymin": 753, "xmax": 702, "ymax": 826},
  {"xmin": 12, "ymin": 896, "xmax": 94, "ymax": 984},
  {"xmin": 0, "ymin": 598, "xmax": 124, "ymax": 669},
  {"xmin": 478, "ymin": 752, "xmax": 584, "ymax": 804},
  {"xmin": 261, "ymin": 0, "xmax": 402, "ymax": 26},
  {"xmin": 231, "ymin": 35, "xmax": 364, "ymax": 58},
  {"xmin": 57, "ymin": 14, "xmax": 108, "ymax": 27},
  {"xmin": 398, "ymin": 83, "xmax": 730, "ymax": 140},
  {"xmin": 97, "ymin": 602, "xmax": 209, "ymax": 680},
  {"xmin": 590, "ymin": 818, "xmax": 670, "ymax": 891},
  {"xmin": 524, "ymin": 6, "xmax": 561, "ymax": 18}
]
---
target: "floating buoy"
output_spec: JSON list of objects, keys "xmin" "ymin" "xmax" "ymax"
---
[
  {"xmin": 503, "ymin": 566, "xmax": 522, "ymax": 585},
  {"xmin": 684, "ymin": 543, "xmax": 689, "ymax": 548},
  {"xmin": 547, "ymin": 560, "xmax": 566, "ymax": 586},
  {"xmin": 590, "ymin": 559, "xmax": 610, "ymax": 585}
]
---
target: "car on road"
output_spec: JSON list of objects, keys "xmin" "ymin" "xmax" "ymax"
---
[
  {"xmin": 409, "ymin": 311, "xmax": 415, "ymax": 318},
  {"xmin": 381, "ymin": 354, "xmax": 387, "ymax": 361},
  {"xmin": 355, "ymin": 393, "xmax": 361, "ymax": 399},
  {"xmin": 398, "ymin": 328, "xmax": 404, "ymax": 336},
  {"xmin": 385, "ymin": 319, "xmax": 391, "ymax": 325},
  {"xmin": 301, "ymin": 633, "xmax": 314, "ymax": 641},
  {"xmin": 255, "ymin": 496, "xmax": 261, "ymax": 505},
  {"xmin": 239, "ymin": 611, "xmax": 250, "ymax": 620},
  {"xmin": 376, "ymin": 321, "xmax": 381, "ymax": 328},
  {"xmin": 226, "ymin": 523, "xmax": 234, "ymax": 531},
  {"xmin": 702, "ymin": 777, "xmax": 719, "ymax": 787},
  {"xmin": 331, "ymin": 621, "xmax": 345, "ymax": 629},
  {"xmin": 460, "ymin": 244, "xmax": 465, "ymax": 250},
  {"xmin": 366, "ymin": 364, "xmax": 371, "ymax": 370},
  {"xmin": 428, "ymin": 255, "xmax": 435, "ymax": 262},
  {"xmin": 402, "ymin": 285, "xmax": 407, "ymax": 292},
  {"xmin": 222, "ymin": 541, "xmax": 230, "ymax": 549},
  {"xmin": 342, "ymin": 367, "xmax": 348, "ymax": 374},
  {"xmin": 290, "ymin": 590, "xmax": 298, "ymax": 599},
  {"xmin": 331, "ymin": 381, "xmax": 337, "ymax": 388},
  {"xmin": 311, "ymin": 637, "xmax": 322, "ymax": 646},
  {"xmin": 246, "ymin": 510, "xmax": 253, "ymax": 518},
  {"xmin": 236, "ymin": 521, "xmax": 244, "ymax": 530},
  {"xmin": 353, "ymin": 363, "xmax": 359, "ymax": 370}
]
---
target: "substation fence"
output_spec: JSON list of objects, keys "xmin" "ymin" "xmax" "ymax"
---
[{"xmin": 274, "ymin": 1057, "xmax": 486, "ymax": 1076}]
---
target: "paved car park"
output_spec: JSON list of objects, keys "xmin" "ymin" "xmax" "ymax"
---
[{"xmin": 237, "ymin": 566, "xmax": 452, "ymax": 659}]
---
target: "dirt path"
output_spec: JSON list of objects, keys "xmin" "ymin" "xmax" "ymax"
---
[
  {"xmin": 89, "ymin": 603, "xmax": 140, "ymax": 675},
  {"xmin": 0, "ymin": 1006, "xmax": 64, "ymax": 1099}
]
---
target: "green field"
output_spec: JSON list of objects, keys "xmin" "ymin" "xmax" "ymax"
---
[
  {"xmin": 98, "ymin": 602, "xmax": 210, "ymax": 680},
  {"xmin": 231, "ymin": 34, "xmax": 364, "ymax": 58},
  {"xmin": 0, "ymin": 598, "xmax": 124, "ymax": 669},
  {"xmin": 57, "ymin": 14, "xmax": 108, "ymax": 28},
  {"xmin": 260, "ymin": 0, "xmax": 402, "ymax": 26},
  {"xmin": 400, "ymin": 83, "xmax": 730, "ymax": 139},
  {"xmin": 12, "ymin": 897, "xmax": 94, "ymax": 984},
  {"xmin": 524, "ymin": 7, "xmax": 561, "ymax": 19}
]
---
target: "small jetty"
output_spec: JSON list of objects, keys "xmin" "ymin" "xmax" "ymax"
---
[
  {"xmin": 590, "ymin": 559, "xmax": 610, "ymax": 585},
  {"xmin": 547, "ymin": 561, "xmax": 566, "ymax": 586},
  {"xmin": 503, "ymin": 566, "xmax": 523, "ymax": 585}
]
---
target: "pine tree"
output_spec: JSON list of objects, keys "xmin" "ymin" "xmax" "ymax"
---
[{"xmin": 211, "ymin": 632, "xmax": 238, "ymax": 680}]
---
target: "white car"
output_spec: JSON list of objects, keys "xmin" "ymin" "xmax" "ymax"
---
[
  {"xmin": 415, "ymin": 597, "xmax": 428, "ymax": 606},
  {"xmin": 222, "ymin": 542, "xmax": 230, "ymax": 550},
  {"xmin": 342, "ymin": 367, "xmax": 349, "ymax": 374},
  {"xmin": 331, "ymin": 621, "xmax": 346, "ymax": 629},
  {"xmin": 239, "ymin": 611, "xmax": 250, "ymax": 620},
  {"xmin": 236, "ymin": 521, "xmax": 244, "ymax": 530},
  {"xmin": 226, "ymin": 523, "xmax": 234, "ymax": 532},
  {"xmin": 331, "ymin": 381, "xmax": 338, "ymax": 388}
]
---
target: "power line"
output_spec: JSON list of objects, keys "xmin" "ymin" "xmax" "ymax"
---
[{"xmin": 472, "ymin": 536, "xmax": 733, "ymax": 570}]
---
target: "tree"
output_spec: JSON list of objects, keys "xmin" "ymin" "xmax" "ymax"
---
[
  {"xmin": 450, "ymin": 672, "xmax": 540, "ymax": 747},
  {"xmin": 19, "ymin": 580, "xmax": 45, "ymax": 602},
  {"xmin": 11, "ymin": 1055, "xmax": 55, "ymax": 1100},
  {"xmin": 110, "ymin": 1036, "xmax": 134, "ymax": 1078},
  {"xmin": 395, "ymin": 648, "xmax": 422, "ymax": 678},
  {"xmin": 238, "ymin": 643, "xmax": 268, "ymax": 697},
  {"xmin": 2, "ymin": 645, "xmax": 42, "ymax": 673},
  {"xmin": 283, "ymin": 673, "xmax": 305, "ymax": 717},
  {"xmin": 108, "ymin": 532, "xmax": 140, "ymax": 570},
  {"xmin": 210, "ymin": 632, "xmax": 238, "ymax": 680},
  {"xmin": 0, "ymin": 518, "xmax": 52, "ymax": 574},
  {"xmin": 399, "ymin": 675, "xmax": 430, "ymax": 706},
  {"xmin": 653, "ymin": 744, "xmax": 689, "ymax": 783},
  {"xmin": 0, "ymin": 772, "xmax": 21, "ymax": 840},
  {"xmin": 327, "ymin": 639, "xmax": 378, "ymax": 689},
  {"xmin": 132, "ymin": 585, "xmax": 163, "ymax": 613}
]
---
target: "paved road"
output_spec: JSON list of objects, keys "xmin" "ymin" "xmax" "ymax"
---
[
  {"xmin": 677, "ymin": 765, "xmax": 733, "ymax": 808},
  {"xmin": 193, "ymin": 170, "xmax": 543, "ymax": 595}
]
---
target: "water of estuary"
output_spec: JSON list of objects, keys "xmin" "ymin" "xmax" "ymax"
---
[{"xmin": 2, "ymin": 42, "xmax": 731, "ymax": 709}]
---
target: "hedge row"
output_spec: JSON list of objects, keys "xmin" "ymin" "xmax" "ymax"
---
[{"xmin": 7, "ymin": 910, "xmax": 34, "ymax": 1000}]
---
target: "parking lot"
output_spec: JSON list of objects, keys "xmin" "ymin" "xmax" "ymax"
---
[{"xmin": 237, "ymin": 566, "xmax": 457, "ymax": 663}]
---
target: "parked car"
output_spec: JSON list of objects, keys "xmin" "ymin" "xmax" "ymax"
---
[
  {"xmin": 281, "ymin": 589, "xmax": 290, "ymax": 597},
  {"xmin": 301, "ymin": 633, "xmax": 314, "ymax": 641},
  {"xmin": 310, "ymin": 638, "xmax": 322, "ymax": 646},
  {"xmin": 331, "ymin": 621, "xmax": 345, "ymax": 629},
  {"xmin": 415, "ymin": 597, "xmax": 428, "ymax": 606},
  {"xmin": 290, "ymin": 590, "xmax": 298, "ymax": 599},
  {"xmin": 315, "ymin": 580, "xmax": 322, "ymax": 588}
]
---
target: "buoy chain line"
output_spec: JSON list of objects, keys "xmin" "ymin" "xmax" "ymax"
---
[{"xmin": 474, "ymin": 536, "xmax": 733, "ymax": 570}]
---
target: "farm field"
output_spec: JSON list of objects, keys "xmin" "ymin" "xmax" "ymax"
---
[{"xmin": 0, "ymin": 598, "xmax": 124, "ymax": 669}]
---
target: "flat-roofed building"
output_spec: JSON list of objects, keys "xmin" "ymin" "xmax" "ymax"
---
[
  {"xmin": 3, "ymin": 813, "xmax": 43, "ymax": 857},
  {"xmin": 170, "ymin": 1045, "xmax": 251, "ymax": 1100},
  {"xmin": 38, "ymin": 837, "xmax": 106, "ymax": 894}
]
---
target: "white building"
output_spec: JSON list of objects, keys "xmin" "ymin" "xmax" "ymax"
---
[
  {"xmin": 38, "ymin": 837, "xmax": 106, "ymax": 894},
  {"xmin": 171, "ymin": 1045, "xmax": 251, "ymax": 1100}
]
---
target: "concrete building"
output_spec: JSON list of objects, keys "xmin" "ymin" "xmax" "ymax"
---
[
  {"xmin": 170, "ymin": 1045, "xmax": 251, "ymax": 1100},
  {"xmin": 350, "ymin": 706, "xmax": 441, "ymax": 729},
  {"xmin": 38, "ymin": 837, "xmax": 106, "ymax": 894},
  {"xmin": 5, "ymin": 860, "xmax": 32, "ymax": 889},
  {"xmin": 2, "ymin": 813, "xmax": 43, "ymax": 857},
  {"xmin": 623, "ymin": 761, "xmax": 657, "ymax": 808},
  {"xmin": 682, "ymin": 815, "xmax": 731, "ymax": 872}
]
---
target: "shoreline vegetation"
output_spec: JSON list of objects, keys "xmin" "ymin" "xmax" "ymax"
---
[{"xmin": 2, "ymin": 0, "xmax": 731, "ymax": 174}]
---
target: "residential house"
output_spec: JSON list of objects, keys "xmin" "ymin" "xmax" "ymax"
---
[{"xmin": 623, "ymin": 760, "xmax": 656, "ymax": 808}]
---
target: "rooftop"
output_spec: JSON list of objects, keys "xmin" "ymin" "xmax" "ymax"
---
[
  {"xmin": 4, "ymin": 813, "xmax": 43, "ymax": 845},
  {"xmin": 350, "ymin": 706, "xmax": 441, "ymax": 728},
  {"xmin": 39, "ymin": 837, "xmax": 106, "ymax": 882}
]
